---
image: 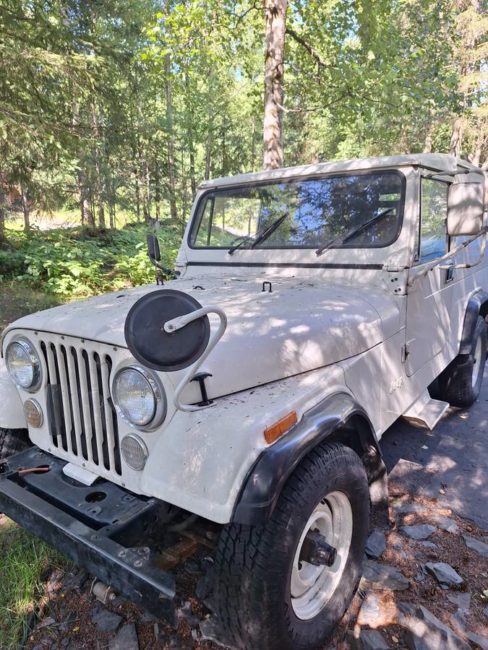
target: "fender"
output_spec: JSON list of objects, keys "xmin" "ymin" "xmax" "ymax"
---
[
  {"xmin": 0, "ymin": 358, "xmax": 26, "ymax": 430},
  {"xmin": 459, "ymin": 289, "xmax": 488, "ymax": 355},
  {"xmin": 232, "ymin": 392, "xmax": 387, "ymax": 526}
]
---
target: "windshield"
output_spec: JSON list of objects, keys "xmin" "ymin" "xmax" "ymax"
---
[{"xmin": 189, "ymin": 171, "xmax": 405, "ymax": 251}]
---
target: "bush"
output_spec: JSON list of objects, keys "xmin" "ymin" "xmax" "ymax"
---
[
  {"xmin": 0, "ymin": 250, "xmax": 25, "ymax": 280},
  {"xmin": 2, "ymin": 223, "xmax": 181, "ymax": 298}
]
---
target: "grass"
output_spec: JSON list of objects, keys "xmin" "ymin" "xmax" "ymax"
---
[
  {"xmin": 0, "ymin": 284, "xmax": 61, "ymax": 332},
  {"xmin": 0, "ymin": 520, "xmax": 64, "ymax": 649}
]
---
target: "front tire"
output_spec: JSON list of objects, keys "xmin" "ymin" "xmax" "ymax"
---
[
  {"xmin": 431, "ymin": 315, "xmax": 487, "ymax": 408},
  {"xmin": 0, "ymin": 428, "xmax": 30, "ymax": 461},
  {"xmin": 212, "ymin": 443, "xmax": 370, "ymax": 650}
]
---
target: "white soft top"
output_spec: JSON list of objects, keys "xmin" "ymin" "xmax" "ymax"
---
[{"xmin": 199, "ymin": 154, "xmax": 478, "ymax": 190}]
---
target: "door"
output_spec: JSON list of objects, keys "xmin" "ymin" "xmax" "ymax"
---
[{"xmin": 405, "ymin": 177, "xmax": 454, "ymax": 377}]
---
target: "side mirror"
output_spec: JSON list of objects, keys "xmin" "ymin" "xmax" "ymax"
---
[
  {"xmin": 447, "ymin": 179, "xmax": 485, "ymax": 236},
  {"xmin": 146, "ymin": 234, "xmax": 161, "ymax": 262}
]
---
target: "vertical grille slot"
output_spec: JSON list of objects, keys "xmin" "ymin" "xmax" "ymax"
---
[{"xmin": 40, "ymin": 339, "xmax": 121, "ymax": 476}]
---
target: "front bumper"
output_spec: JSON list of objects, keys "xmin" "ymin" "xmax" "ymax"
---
[{"xmin": 0, "ymin": 448, "xmax": 176, "ymax": 622}]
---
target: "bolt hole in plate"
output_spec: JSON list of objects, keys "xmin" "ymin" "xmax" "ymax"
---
[
  {"xmin": 85, "ymin": 491, "xmax": 107, "ymax": 503},
  {"xmin": 124, "ymin": 289, "xmax": 210, "ymax": 372}
]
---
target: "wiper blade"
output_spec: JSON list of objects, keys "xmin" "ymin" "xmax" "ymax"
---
[
  {"xmin": 228, "ymin": 212, "xmax": 289, "ymax": 255},
  {"xmin": 315, "ymin": 207, "xmax": 394, "ymax": 257},
  {"xmin": 228, "ymin": 234, "xmax": 254, "ymax": 255},
  {"xmin": 251, "ymin": 212, "xmax": 289, "ymax": 248}
]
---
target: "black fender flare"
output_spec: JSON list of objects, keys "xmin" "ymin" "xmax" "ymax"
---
[
  {"xmin": 232, "ymin": 392, "xmax": 388, "ymax": 526},
  {"xmin": 459, "ymin": 289, "xmax": 488, "ymax": 355}
]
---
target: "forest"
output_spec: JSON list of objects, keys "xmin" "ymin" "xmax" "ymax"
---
[{"xmin": 0, "ymin": 0, "xmax": 487, "ymax": 241}]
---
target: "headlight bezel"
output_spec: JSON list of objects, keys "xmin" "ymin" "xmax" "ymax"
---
[
  {"xmin": 5, "ymin": 337, "xmax": 42, "ymax": 392},
  {"xmin": 112, "ymin": 365, "xmax": 166, "ymax": 431}
]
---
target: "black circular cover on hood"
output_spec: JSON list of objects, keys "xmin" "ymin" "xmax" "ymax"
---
[{"xmin": 124, "ymin": 289, "xmax": 210, "ymax": 372}]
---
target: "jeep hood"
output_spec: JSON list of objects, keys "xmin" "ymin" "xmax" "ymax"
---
[{"xmin": 6, "ymin": 276, "xmax": 399, "ymax": 400}]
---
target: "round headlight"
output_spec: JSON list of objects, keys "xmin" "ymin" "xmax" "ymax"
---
[
  {"xmin": 112, "ymin": 366, "xmax": 165, "ymax": 428},
  {"xmin": 6, "ymin": 338, "xmax": 41, "ymax": 390}
]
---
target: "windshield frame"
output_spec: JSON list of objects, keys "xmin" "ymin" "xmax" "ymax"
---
[{"xmin": 188, "ymin": 169, "xmax": 407, "ymax": 252}]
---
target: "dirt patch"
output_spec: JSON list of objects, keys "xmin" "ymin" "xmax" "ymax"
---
[{"xmin": 22, "ymin": 493, "xmax": 488, "ymax": 650}]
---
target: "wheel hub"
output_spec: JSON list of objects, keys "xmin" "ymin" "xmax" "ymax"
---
[
  {"xmin": 290, "ymin": 491, "xmax": 353, "ymax": 621},
  {"xmin": 300, "ymin": 530, "xmax": 337, "ymax": 567}
]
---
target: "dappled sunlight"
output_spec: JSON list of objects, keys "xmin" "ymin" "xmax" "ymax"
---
[{"xmin": 382, "ymin": 382, "xmax": 488, "ymax": 530}]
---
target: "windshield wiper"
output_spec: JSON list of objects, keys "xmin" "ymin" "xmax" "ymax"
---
[
  {"xmin": 315, "ymin": 207, "xmax": 395, "ymax": 257},
  {"xmin": 228, "ymin": 213, "xmax": 289, "ymax": 255}
]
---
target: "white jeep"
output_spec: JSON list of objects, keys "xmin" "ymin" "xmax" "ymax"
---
[{"xmin": 1, "ymin": 154, "xmax": 487, "ymax": 649}]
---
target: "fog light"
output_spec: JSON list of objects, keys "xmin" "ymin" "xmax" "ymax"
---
[
  {"xmin": 121, "ymin": 434, "xmax": 148, "ymax": 471},
  {"xmin": 24, "ymin": 399, "xmax": 43, "ymax": 428}
]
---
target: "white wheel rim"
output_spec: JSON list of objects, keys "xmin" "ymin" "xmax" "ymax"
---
[
  {"xmin": 472, "ymin": 335, "xmax": 483, "ymax": 389},
  {"xmin": 290, "ymin": 491, "xmax": 353, "ymax": 621}
]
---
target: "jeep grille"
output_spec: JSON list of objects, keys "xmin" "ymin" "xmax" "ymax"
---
[{"xmin": 40, "ymin": 339, "xmax": 122, "ymax": 476}]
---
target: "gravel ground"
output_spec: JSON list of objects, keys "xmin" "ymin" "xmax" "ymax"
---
[{"xmin": 21, "ymin": 492, "xmax": 488, "ymax": 650}]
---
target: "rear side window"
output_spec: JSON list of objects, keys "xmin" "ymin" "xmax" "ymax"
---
[{"xmin": 419, "ymin": 179, "xmax": 448, "ymax": 263}]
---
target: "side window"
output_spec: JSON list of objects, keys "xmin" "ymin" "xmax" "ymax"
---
[{"xmin": 419, "ymin": 179, "xmax": 448, "ymax": 263}]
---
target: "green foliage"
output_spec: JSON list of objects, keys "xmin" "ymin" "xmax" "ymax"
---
[
  {"xmin": 0, "ymin": 0, "xmax": 485, "ymax": 261},
  {"xmin": 0, "ymin": 0, "xmax": 486, "ymax": 243},
  {"xmin": 0, "ymin": 250, "xmax": 25, "ymax": 280},
  {"xmin": 2, "ymin": 223, "xmax": 180, "ymax": 298}
]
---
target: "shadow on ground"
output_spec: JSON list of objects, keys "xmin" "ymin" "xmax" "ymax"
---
[{"xmin": 381, "ymin": 367, "xmax": 488, "ymax": 530}]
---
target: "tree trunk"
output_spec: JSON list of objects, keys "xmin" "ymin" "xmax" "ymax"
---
[
  {"xmin": 155, "ymin": 160, "xmax": 161, "ymax": 220},
  {"xmin": 469, "ymin": 128, "xmax": 485, "ymax": 167},
  {"xmin": 221, "ymin": 124, "xmax": 226, "ymax": 176},
  {"xmin": 91, "ymin": 104, "xmax": 105, "ymax": 228},
  {"xmin": 450, "ymin": 117, "xmax": 464, "ymax": 157},
  {"xmin": 251, "ymin": 118, "xmax": 257, "ymax": 171},
  {"xmin": 181, "ymin": 149, "xmax": 189, "ymax": 236},
  {"xmin": 141, "ymin": 154, "xmax": 150, "ymax": 222},
  {"xmin": 21, "ymin": 185, "xmax": 30, "ymax": 232},
  {"xmin": 423, "ymin": 123, "xmax": 433, "ymax": 153},
  {"xmin": 263, "ymin": 0, "xmax": 288, "ymax": 170},
  {"xmin": 205, "ymin": 126, "xmax": 213, "ymax": 180},
  {"xmin": 164, "ymin": 53, "xmax": 178, "ymax": 224},
  {"xmin": 109, "ymin": 203, "xmax": 116, "ymax": 229},
  {"xmin": 185, "ymin": 72, "xmax": 197, "ymax": 198},
  {"xmin": 104, "ymin": 147, "xmax": 116, "ymax": 229},
  {"xmin": 79, "ymin": 170, "xmax": 94, "ymax": 227},
  {"xmin": 204, "ymin": 78, "xmax": 214, "ymax": 180},
  {"xmin": 135, "ymin": 174, "xmax": 141, "ymax": 221},
  {"xmin": 0, "ymin": 184, "xmax": 6, "ymax": 245}
]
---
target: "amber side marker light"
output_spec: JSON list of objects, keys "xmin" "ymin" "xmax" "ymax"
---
[{"xmin": 264, "ymin": 411, "xmax": 298, "ymax": 444}]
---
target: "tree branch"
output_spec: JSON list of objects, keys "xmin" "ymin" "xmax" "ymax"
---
[
  {"xmin": 228, "ymin": 1, "xmax": 260, "ymax": 26},
  {"xmin": 286, "ymin": 26, "xmax": 333, "ymax": 71}
]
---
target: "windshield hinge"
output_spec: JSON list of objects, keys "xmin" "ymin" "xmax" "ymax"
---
[
  {"xmin": 383, "ymin": 263, "xmax": 408, "ymax": 273},
  {"xmin": 401, "ymin": 343, "xmax": 411, "ymax": 364}
]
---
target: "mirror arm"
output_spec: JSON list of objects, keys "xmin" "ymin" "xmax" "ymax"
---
[
  {"xmin": 149, "ymin": 257, "xmax": 176, "ymax": 278},
  {"xmin": 408, "ymin": 227, "xmax": 487, "ymax": 287},
  {"xmin": 164, "ymin": 306, "xmax": 228, "ymax": 412}
]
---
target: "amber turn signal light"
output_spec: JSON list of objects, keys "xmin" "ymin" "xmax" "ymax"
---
[{"xmin": 264, "ymin": 411, "xmax": 298, "ymax": 444}]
